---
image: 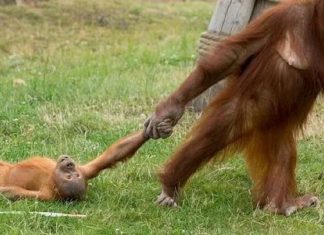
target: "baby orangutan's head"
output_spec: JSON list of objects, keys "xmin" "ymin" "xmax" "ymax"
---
[{"xmin": 53, "ymin": 155, "xmax": 87, "ymax": 201}]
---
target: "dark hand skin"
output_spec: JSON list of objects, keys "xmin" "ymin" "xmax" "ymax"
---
[{"xmin": 144, "ymin": 97, "xmax": 185, "ymax": 139}]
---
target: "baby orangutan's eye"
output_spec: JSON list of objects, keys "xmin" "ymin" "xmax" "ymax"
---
[{"xmin": 66, "ymin": 175, "xmax": 72, "ymax": 180}]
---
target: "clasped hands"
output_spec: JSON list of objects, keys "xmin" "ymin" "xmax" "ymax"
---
[{"xmin": 144, "ymin": 98, "xmax": 185, "ymax": 139}]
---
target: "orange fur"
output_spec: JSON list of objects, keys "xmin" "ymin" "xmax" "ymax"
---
[
  {"xmin": 151, "ymin": 0, "xmax": 323, "ymax": 214},
  {"xmin": 0, "ymin": 131, "xmax": 148, "ymax": 201}
]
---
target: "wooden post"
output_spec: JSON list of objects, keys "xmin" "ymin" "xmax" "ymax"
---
[
  {"xmin": 252, "ymin": 0, "xmax": 279, "ymax": 19},
  {"xmin": 191, "ymin": 0, "xmax": 280, "ymax": 112},
  {"xmin": 207, "ymin": 0, "xmax": 256, "ymax": 35}
]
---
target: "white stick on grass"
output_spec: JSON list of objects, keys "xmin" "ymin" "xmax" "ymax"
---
[{"xmin": 0, "ymin": 211, "xmax": 86, "ymax": 218}]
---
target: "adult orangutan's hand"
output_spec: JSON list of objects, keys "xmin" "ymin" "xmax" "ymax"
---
[{"xmin": 144, "ymin": 98, "xmax": 185, "ymax": 139}]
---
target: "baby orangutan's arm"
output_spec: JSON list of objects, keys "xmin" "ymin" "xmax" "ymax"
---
[{"xmin": 80, "ymin": 131, "xmax": 148, "ymax": 179}]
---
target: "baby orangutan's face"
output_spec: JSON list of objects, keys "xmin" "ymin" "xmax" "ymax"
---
[{"xmin": 53, "ymin": 155, "xmax": 87, "ymax": 201}]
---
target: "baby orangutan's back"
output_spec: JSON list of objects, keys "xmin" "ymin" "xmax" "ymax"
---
[
  {"xmin": 0, "ymin": 161, "xmax": 13, "ymax": 186},
  {"xmin": 0, "ymin": 157, "xmax": 58, "ymax": 200},
  {"xmin": 5, "ymin": 157, "xmax": 56, "ymax": 190}
]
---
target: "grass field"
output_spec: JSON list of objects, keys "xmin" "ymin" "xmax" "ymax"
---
[{"xmin": 0, "ymin": 0, "xmax": 323, "ymax": 234}]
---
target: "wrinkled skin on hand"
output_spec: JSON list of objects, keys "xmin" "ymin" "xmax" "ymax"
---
[{"xmin": 144, "ymin": 99, "xmax": 185, "ymax": 139}]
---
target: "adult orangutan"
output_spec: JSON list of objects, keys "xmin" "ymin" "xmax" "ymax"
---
[
  {"xmin": 144, "ymin": 0, "xmax": 324, "ymax": 215},
  {"xmin": 0, "ymin": 131, "xmax": 147, "ymax": 201}
]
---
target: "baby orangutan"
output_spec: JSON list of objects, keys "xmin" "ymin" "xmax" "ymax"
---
[{"xmin": 0, "ymin": 131, "xmax": 148, "ymax": 201}]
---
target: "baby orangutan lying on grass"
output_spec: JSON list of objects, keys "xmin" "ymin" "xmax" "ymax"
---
[{"xmin": 0, "ymin": 131, "xmax": 148, "ymax": 201}]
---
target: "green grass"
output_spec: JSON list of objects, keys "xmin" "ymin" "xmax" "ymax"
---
[{"xmin": 0, "ymin": 0, "xmax": 323, "ymax": 234}]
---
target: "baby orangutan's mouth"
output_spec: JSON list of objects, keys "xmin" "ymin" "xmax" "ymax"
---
[
  {"xmin": 57, "ymin": 155, "xmax": 72, "ymax": 163},
  {"xmin": 57, "ymin": 155, "xmax": 71, "ymax": 162},
  {"xmin": 57, "ymin": 155, "xmax": 76, "ymax": 170},
  {"xmin": 65, "ymin": 161, "xmax": 75, "ymax": 169}
]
